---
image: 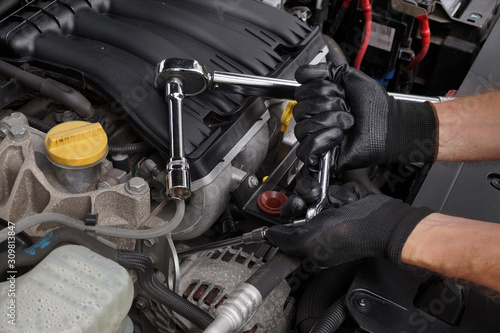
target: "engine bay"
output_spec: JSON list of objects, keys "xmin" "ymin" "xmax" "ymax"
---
[{"xmin": 0, "ymin": 0, "xmax": 500, "ymax": 332}]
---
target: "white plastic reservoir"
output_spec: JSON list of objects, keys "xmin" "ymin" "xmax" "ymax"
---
[{"xmin": 0, "ymin": 244, "xmax": 133, "ymax": 333}]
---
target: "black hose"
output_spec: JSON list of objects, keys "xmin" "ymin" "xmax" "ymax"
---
[
  {"xmin": 311, "ymin": 295, "xmax": 347, "ymax": 333},
  {"xmin": 0, "ymin": 59, "xmax": 102, "ymax": 122},
  {"xmin": 405, "ymin": 163, "xmax": 432, "ymax": 205},
  {"xmin": 322, "ymin": 35, "xmax": 348, "ymax": 66},
  {"xmin": 0, "ymin": 228, "xmax": 118, "ymax": 274},
  {"xmin": 117, "ymin": 250, "xmax": 214, "ymax": 330},
  {"xmin": 27, "ymin": 116, "xmax": 54, "ymax": 133},
  {"xmin": 297, "ymin": 261, "xmax": 360, "ymax": 333},
  {"xmin": 108, "ymin": 142, "xmax": 152, "ymax": 155},
  {"xmin": 245, "ymin": 253, "xmax": 301, "ymax": 298}
]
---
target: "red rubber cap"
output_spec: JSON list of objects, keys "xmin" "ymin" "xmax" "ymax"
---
[{"xmin": 257, "ymin": 191, "xmax": 288, "ymax": 215}]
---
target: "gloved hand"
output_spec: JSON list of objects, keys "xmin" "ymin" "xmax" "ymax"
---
[
  {"xmin": 294, "ymin": 62, "xmax": 438, "ymax": 171},
  {"xmin": 266, "ymin": 178, "xmax": 434, "ymax": 266}
]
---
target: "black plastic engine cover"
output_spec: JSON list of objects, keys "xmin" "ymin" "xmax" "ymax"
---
[{"xmin": 0, "ymin": 0, "xmax": 325, "ymax": 180}]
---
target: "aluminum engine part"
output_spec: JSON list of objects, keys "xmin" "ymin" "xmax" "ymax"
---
[
  {"xmin": 175, "ymin": 248, "xmax": 293, "ymax": 332},
  {"xmin": 172, "ymin": 117, "xmax": 270, "ymax": 240},
  {"xmin": 0, "ymin": 115, "xmax": 150, "ymax": 250}
]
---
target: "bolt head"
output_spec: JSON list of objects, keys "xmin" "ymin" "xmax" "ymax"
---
[
  {"xmin": 144, "ymin": 238, "xmax": 156, "ymax": 247},
  {"xmin": 248, "ymin": 175, "xmax": 259, "ymax": 188},
  {"xmin": 9, "ymin": 124, "xmax": 27, "ymax": 140},
  {"xmin": 353, "ymin": 296, "xmax": 371, "ymax": 312},
  {"xmin": 127, "ymin": 177, "xmax": 148, "ymax": 194},
  {"xmin": 0, "ymin": 126, "xmax": 8, "ymax": 138}
]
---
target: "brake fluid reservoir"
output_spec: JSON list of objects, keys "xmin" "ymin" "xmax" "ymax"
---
[
  {"xmin": 0, "ymin": 245, "xmax": 133, "ymax": 333},
  {"xmin": 45, "ymin": 121, "xmax": 108, "ymax": 193}
]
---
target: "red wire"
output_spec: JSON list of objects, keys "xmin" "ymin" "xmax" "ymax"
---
[
  {"xmin": 353, "ymin": 0, "xmax": 372, "ymax": 69},
  {"xmin": 407, "ymin": 14, "xmax": 431, "ymax": 70}
]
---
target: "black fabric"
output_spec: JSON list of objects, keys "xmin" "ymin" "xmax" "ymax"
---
[
  {"xmin": 294, "ymin": 63, "xmax": 437, "ymax": 171},
  {"xmin": 268, "ymin": 179, "xmax": 434, "ymax": 266}
]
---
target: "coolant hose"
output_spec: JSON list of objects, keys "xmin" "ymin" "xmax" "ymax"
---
[
  {"xmin": 117, "ymin": 250, "xmax": 214, "ymax": 330},
  {"xmin": 0, "ymin": 59, "xmax": 102, "ymax": 123},
  {"xmin": 0, "ymin": 200, "xmax": 186, "ymax": 243},
  {"xmin": 246, "ymin": 253, "xmax": 301, "ymax": 298},
  {"xmin": 0, "ymin": 228, "xmax": 118, "ymax": 274},
  {"xmin": 297, "ymin": 261, "xmax": 360, "ymax": 333},
  {"xmin": 311, "ymin": 296, "xmax": 347, "ymax": 333}
]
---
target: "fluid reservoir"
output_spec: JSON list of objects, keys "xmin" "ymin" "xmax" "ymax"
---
[
  {"xmin": 0, "ymin": 245, "xmax": 133, "ymax": 333},
  {"xmin": 45, "ymin": 121, "xmax": 108, "ymax": 193}
]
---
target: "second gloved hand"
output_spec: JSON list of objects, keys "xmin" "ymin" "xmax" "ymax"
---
[
  {"xmin": 294, "ymin": 62, "xmax": 438, "ymax": 171},
  {"xmin": 267, "ymin": 178, "xmax": 434, "ymax": 267}
]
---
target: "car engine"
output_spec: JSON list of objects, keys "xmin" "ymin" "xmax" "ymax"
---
[{"xmin": 0, "ymin": 0, "xmax": 500, "ymax": 332}]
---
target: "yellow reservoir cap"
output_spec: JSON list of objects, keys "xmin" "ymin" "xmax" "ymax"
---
[{"xmin": 45, "ymin": 121, "xmax": 108, "ymax": 167}]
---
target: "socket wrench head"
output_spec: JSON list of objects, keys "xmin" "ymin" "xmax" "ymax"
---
[
  {"xmin": 155, "ymin": 58, "xmax": 209, "ymax": 96},
  {"xmin": 167, "ymin": 158, "xmax": 191, "ymax": 200}
]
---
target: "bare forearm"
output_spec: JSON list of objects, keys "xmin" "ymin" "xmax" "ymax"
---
[
  {"xmin": 433, "ymin": 91, "xmax": 500, "ymax": 161},
  {"xmin": 402, "ymin": 213, "xmax": 500, "ymax": 292}
]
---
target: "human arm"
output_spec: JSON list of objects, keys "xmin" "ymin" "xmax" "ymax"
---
[
  {"xmin": 267, "ymin": 179, "xmax": 500, "ymax": 292},
  {"xmin": 402, "ymin": 212, "xmax": 500, "ymax": 292},
  {"xmin": 434, "ymin": 91, "xmax": 500, "ymax": 161},
  {"xmin": 293, "ymin": 63, "xmax": 500, "ymax": 171}
]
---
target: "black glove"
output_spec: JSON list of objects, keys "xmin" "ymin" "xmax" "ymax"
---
[
  {"xmin": 294, "ymin": 62, "xmax": 438, "ymax": 171},
  {"xmin": 267, "ymin": 178, "xmax": 434, "ymax": 266}
]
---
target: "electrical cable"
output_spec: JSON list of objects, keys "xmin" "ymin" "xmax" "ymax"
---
[
  {"xmin": 329, "ymin": 0, "xmax": 351, "ymax": 36},
  {"xmin": 407, "ymin": 14, "xmax": 431, "ymax": 70},
  {"xmin": 353, "ymin": 0, "xmax": 372, "ymax": 69},
  {"xmin": 0, "ymin": 200, "xmax": 185, "ymax": 243},
  {"xmin": 108, "ymin": 142, "xmax": 152, "ymax": 155}
]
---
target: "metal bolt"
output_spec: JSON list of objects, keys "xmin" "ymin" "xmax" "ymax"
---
[
  {"xmin": 0, "ymin": 126, "xmax": 8, "ymax": 138},
  {"xmin": 354, "ymin": 297, "xmax": 371, "ymax": 312},
  {"xmin": 101, "ymin": 159, "xmax": 113, "ymax": 172},
  {"xmin": 10, "ymin": 112, "xmax": 21, "ymax": 118},
  {"xmin": 247, "ymin": 175, "xmax": 259, "ymax": 188},
  {"xmin": 62, "ymin": 110, "xmax": 77, "ymax": 122},
  {"xmin": 126, "ymin": 177, "xmax": 148, "ymax": 194},
  {"xmin": 491, "ymin": 178, "xmax": 500, "ymax": 191},
  {"xmin": 144, "ymin": 238, "xmax": 156, "ymax": 247},
  {"xmin": 97, "ymin": 182, "xmax": 110, "ymax": 190},
  {"xmin": 9, "ymin": 124, "xmax": 27, "ymax": 140},
  {"xmin": 135, "ymin": 298, "xmax": 148, "ymax": 310}
]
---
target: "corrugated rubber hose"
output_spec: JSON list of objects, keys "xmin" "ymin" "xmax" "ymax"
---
[
  {"xmin": 117, "ymin": 250, "xmax": 214, "ymax": 330},
  {"xmin": 310, "ymin": 295, "xmax": 347, "ymax": 333}
]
